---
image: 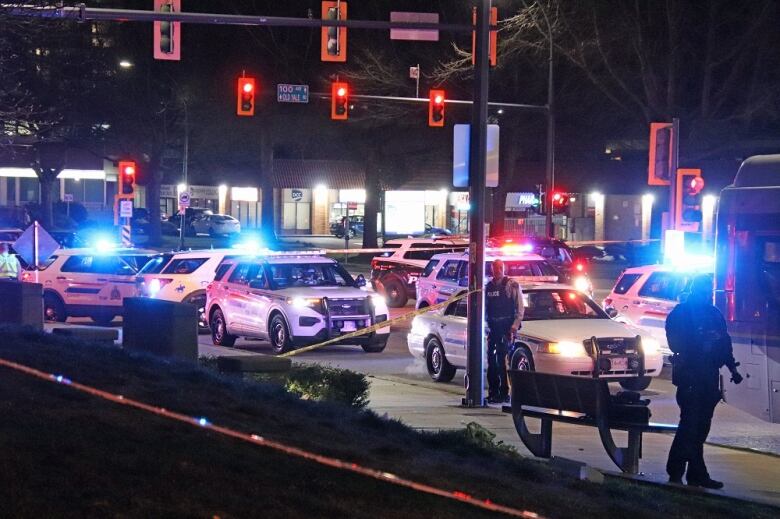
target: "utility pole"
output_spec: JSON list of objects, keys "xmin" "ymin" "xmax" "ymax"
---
[
  {"xmin": 541, "ymin": 5, "xmax": 555, "ymax": 239},
  {"xmin": 178, "ymin": 97, "xmax": 189, "ymax": 250},
  {"xmin": 464, "ymin": 0, "xmax": 491, "ymax": 408}
]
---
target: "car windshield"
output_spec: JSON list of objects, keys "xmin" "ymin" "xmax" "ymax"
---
[
  {"xmin": 267, "ymin": 262, "xmax": 355, "ymax": 289},
  {"xmin": 138, "ymin": 254, "xmax": 174, "ymax": 274},
  {"xmin": 523, "ymin": 289, "xmax": 609, "ymax": 320}
]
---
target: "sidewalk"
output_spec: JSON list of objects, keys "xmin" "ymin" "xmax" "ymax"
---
[{"xmin": 366, "ymin": 375, "xmax": 780, "ymax": 508}]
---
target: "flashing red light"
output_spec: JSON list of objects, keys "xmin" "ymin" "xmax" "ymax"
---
[{"xmin": 575, "ymin": 263, "xmax": 584, "ymax": 272}]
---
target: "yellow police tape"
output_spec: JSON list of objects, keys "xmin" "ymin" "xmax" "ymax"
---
[{"xmin": 279, "ymin": 288, "xmax": 480, "ymax": 358}]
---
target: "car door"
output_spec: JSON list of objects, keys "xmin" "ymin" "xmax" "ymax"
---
[
  {"xmin": 416, "ymin": 259, "xmax": 440, "ymax": 305},
  {"xmin": 242, "ymin": 263, "xmax": 272, "ymax": 337},
  {"xmin": 609, "ymin": 271, "xmax": 646, "ymax": 318},
  {"xmin": 441, "ymin": 298, "xmax": 468, "ymax": 368},
  {"xmin": 224, "ymin": 262, "xmax": 253, "ymax": 333},
  {"xmin": 434, "ymin": 259, "xmax": 462, "ymax": 304},
  {"xmin": 631, "ymin": 271, "xmax": 683, "ymax": 342},
  {"xmin": 94, "ymin": 255, "xmax": 142, "ymax": 306},
  {"xmin": 55, "ymin": 255, "xmax": 103, "ymax": 307}
]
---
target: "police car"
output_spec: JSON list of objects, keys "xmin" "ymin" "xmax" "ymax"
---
[
  {"xmin": 415, "ymin": 247, "xmax": 561, "ymax": 309},
  {"xmin": 206, "ymin": 251, "xmax": 390, "ymax": 353},
  {"xmin": 370, "ymin": 237, "xmax": 469, "ymax": 308},
  {"xmin": 29, "ymin": 247, "xmax": 156, "ymax": 324},
  {"xmin": 408, "ymin": 283, "xmax": 663, "ymax": 390},
  {"xmin": 603, "ymin": 264, "xmax": 713, "ymax": 358},
  {"xmin": 136, "ymin": 249, "xmax": 240, "ymax": 332}
]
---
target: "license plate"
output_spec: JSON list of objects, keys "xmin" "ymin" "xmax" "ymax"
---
[
  {"xmin": 611, "ymin": 357, "xmax": 628, "ymax": 371},
  {"xmin": 342, "ymin": 321, "xmax": 357, "ymax": 332}
]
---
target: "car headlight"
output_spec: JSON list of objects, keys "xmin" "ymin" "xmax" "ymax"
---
[
  {"xmin": 539, "ymin": 341, "xmax": 585, "ymax": 357},
  {"xmin": 369, "ymin": 294, "xmax": 386, "ymax": 307},
  {"xmin": 641, "ymin": 337, "xmax": 660, "ymax": 355},
  {"xmin": 288, "ymin": 297, "xmax": 320, "ymax": 308},
  {"xmin": 573, "ymin": 275, "xmax": 592, "ymax": 293},
  {"xmin": 148, "ymin": 278, "xmax": 161, "ymax": 295}
]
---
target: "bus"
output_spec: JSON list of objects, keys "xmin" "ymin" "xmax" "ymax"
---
[{"xmin": 714, "ymin": 155, "xmax": 780, "ymax": 423}]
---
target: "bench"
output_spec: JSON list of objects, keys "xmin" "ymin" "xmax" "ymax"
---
[{"xmin": 502, "ymin": 370, "xmax": 677, "ymax": 474}]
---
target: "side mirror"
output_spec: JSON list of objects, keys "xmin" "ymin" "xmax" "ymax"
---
[
  {"xmin": 606, "ymin": 307, "xmax": 618, "ymax": 319},
  {"xmin": 249, "ymin": 280, "xmax": 265, "ymax": 290},
  {"xmin": 355, "ymin": 274, "xmax": 367, "ymax": 288}
]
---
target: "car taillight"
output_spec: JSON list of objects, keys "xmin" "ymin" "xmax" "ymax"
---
[{"xmin": 575, "ymin": 262, "xmax": 585, "ymax": 272}]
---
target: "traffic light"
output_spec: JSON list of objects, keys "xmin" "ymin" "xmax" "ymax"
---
[
  {"xmin": 648, "ymin": 122, "xmax": 674, "ymax": 185},
  {"xmin": 472, "ymin": 7, "xmax": 498, "ymax": 67},
  {"xmin": 331, "ymin": 82, "xmax": 348, "ymax": 120},
  {"xmin": 676, "ymin": 169, "xmax": 705, "ymax": 231},
  {"xmin": 552, "ymin": 191, "xmax": 570, "ymax": 214},
  {"xmin": 237, "ymin": 77, "xmax": 256, "ymax": 116},
  {"xmin": 118, "ymin": 161, "xmax": 136, "ymax": 197},
  {"xmin": 321, "ymin": 1, "xmax": 347, "ymax": 62},
  {"xmin": 429, "ymin": 89, "xmax": 445, "ymax": 127},
  {"xmin": 153, "ymin": 0, "xmax": 181, "ymax": 61}
]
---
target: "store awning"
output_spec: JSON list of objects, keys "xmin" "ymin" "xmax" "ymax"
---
[{"xmin": 272, "ymin": 160, "xmax": 365, "ymax": 189}]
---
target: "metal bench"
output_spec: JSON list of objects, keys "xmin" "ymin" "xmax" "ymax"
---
[{"xmin": 502, "ymin": 370, "xmax": 677, "ymax": 474}]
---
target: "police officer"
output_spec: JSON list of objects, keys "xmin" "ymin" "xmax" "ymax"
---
[
  {"xmin": 665, "ymin": 274, "xmax": 742, "ymax": 489},
  {"xmin": 0, "ymin": 243, "xmax": 20, "ymax": 281},
  {"xmin": 484, "ymin": 259, "xmax": 524, "ymax": 403}
]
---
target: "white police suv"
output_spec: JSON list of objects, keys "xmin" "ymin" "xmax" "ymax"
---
[
  {"xmin": 28, "ymin": 247, "xmax": 156, "ymax": 325},
  {"xmin": 408, "ymin": 283, "xmax": 663, "ymax": 391},
  {"xmin": 415, "ymin": 246, "xmax": 562, "ymax": 309},
  {"xmin": 206, "ymin": 251, "xmax": 390, "ymax": 353}
]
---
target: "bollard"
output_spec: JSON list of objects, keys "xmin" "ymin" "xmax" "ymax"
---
[
  {"xmin": 123, "ymin": 297, "xmax": 198, "ymax": 361},
  {"xmin": 0, "ymin": 282, "xmax": 43, "ymax": 331}
]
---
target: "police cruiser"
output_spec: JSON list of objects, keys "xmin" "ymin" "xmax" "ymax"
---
[
  {"xmin": 408, "ymin": 283, "xmax": 663, "ymax": 391},
  {"xmin": 28, "ymin": 247, "xmax": 156, "ymax": 324},
  {"xmin": 206, "ymin": 251, "xmax": 390, "ymax": 353}
]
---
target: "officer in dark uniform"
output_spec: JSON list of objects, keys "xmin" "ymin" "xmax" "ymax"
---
[
  {"xmin": 484, "ymin": 259, "xmax": 524, "ymax": 404},
  {"xmin": 665, "ymin": 274, "xmax": 742, "ymax": 488}
]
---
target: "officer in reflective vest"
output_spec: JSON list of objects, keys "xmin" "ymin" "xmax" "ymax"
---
[
  {"xmin": 0, "ymin": 243, "xmax": 20, "ymax": 280},
  {"xmin": 484, "ymin": 259, "xmax": 524, "ymax": 403}
]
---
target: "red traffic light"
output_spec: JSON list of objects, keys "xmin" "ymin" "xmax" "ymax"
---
[
  {"xmin": 552, "ymin": 192, "xmax": 563, "ymax": 203},
  {"xmin": 237, "ymin": 77, "xmax": 256, "ymax": 116},
  {"xmin": 429, "ymin": 89, "xmax": 445, "ymax": 127},
  {"xmin": 331, "ymin": 81, "xmax": 348, "ymax": 120},
  {"xmin": 687, "ymin": 175, "xmax": 705, "ymax": 195},
  {"xmin": 118, "ymin": 161, "xmax": 136, "ymax": 196}
]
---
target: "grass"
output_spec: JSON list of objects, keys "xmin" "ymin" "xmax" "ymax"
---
[{"xmin": 0, "ymin": 326, "xmax": 776, "ymax": 518}]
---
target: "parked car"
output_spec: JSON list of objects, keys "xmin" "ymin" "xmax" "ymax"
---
[
  {"xmin": 330, "ymin": 215, "xmax": 365, "ymax": 239},
  {"xmin": 168, "ymin": 207, "xmax": 213, "ymax": 233},
  {"xmin": 370, "ymin": 237, "xmax": 469, "ymax": 307},
  {"xmin": 415, "ymin": 249, "xmax": 561, "ymax": 309},
  {"xmin": 28, "ymin": 247, "xmax": 157, "ymax": 325},
  {"xmin": 190, "ymin": 214, "xmax": 241, "ymax": 237},
  {"xmin": 206, "ymin": 252, "xmax": 390, "ymax": 353},
  {"xmin": 602, "ymin": 264, "xmax": 713, "ymax": 359},
  {"xmin": 408, "ymin": 283, "xmax": 663, "ymax": 391}
]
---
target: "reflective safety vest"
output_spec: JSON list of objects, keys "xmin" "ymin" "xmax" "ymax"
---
[{"xmin": 0, "ymin": 253, "xmax": 19, "ymax": 279}]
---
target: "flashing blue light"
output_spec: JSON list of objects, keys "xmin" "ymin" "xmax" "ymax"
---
[
  {"xmin": 198, "ymin": 417, "xmax": 210, "ymax": 427},
  {"xmin": 94, "ymin": 237, "xmax": 119, "ymax": 253},
  {"xmin": 53, "ymin": 374, "xmax": 72, "ymax": 385},
  {"xmin": 231, "ymin": 239, "xmax": 266, "ymax": 254}
]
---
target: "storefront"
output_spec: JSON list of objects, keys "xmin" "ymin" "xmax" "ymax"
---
[
  {"xmin": 229, "ymin": 186, "xmax": 261, "ymax": 229},
  {"xmin": 0, "ymin": 167, "xmax": 114, "ymax": 211},
  {"xmin": 448, "ymin": 191, "xmax": 470, "ymax": 234},
  {"xmin": 384, "ymin": 190, "xmax": 448, "ymax": 235},
  {"xmin": 281, "ymin": 188, "xmax": 311, "ymax": 234}
]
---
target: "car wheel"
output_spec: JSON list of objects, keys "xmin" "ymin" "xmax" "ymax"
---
[
  {"xmin": 619, "ymin": 376, "xmax": 652, "ymax": 391},
  {"xmin": 361, "ymin": 334, "xmax": 388, "ymax": 353},
  {"xmin": 382, "ymin": 279, "xmax": 407, "ymax": 308},
  {"xmin": 90, "ymin": 313, "xmax": 117, "ymax": 326},
  {"xmin": 185, "ymin": 293, "xmax": 209, "ymax": 334},
  {"xmin": 269, "ymin": 314, "xmax": 293, "ymax": 354},
  {"xmin": 43, "ymin": 292, "xmax": 67, "ymax": 323},
  {"xmin": 426, "ymin": 337, "xmax": 456, "ymax": 382},
  {"xmin": 510, "ymin": 347, "xmax": 535, "ymax": 372},
  {"xmin": 210, "ymin": 308, "xmax": 237, "ymax": 347}
]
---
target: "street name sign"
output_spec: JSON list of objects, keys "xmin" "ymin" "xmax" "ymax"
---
[{"xmin": 277, "ymin": 84, "xmax": 310, "ymax": 103}]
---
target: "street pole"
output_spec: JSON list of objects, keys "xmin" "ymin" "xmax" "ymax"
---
[
  {"xmin": 668, "ymin": 117, "xmax": 680, "ymax": 231},
  {"xmin": 542, "ymin": 8, "xmax": 555, "ymax": 239},
  {"xmin": 465, "ymin": 0, "xmax": 491, "ymax": 408},
  {"xmin": 179, "ymin": 98, "xmax": 189, "ymax": 250}
]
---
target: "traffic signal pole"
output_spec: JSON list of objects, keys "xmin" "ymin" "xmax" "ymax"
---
[
  {"xmin": 668, "ymin": 117, "xmax": 680, "ymax": 231},
  {"xmin": 464, "ymin": 0, "xmax": 491, "ymax": 408}
]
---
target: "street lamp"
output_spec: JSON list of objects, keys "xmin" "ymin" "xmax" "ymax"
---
[{"xmin": 118, "ymin": 60, "xmax": 133, "ymax": 68}]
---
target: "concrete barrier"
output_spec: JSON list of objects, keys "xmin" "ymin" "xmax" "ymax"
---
[
  {"xmin": 122, "ymin": 298, "xmax": 197, "ymax": 361},
  {"xmin": 0, "ymin": 281, "xmax": 43, "ymax": 331}
]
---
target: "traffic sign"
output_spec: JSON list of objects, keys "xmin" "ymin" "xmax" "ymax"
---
[
  {"xmin": 453, "ymin": 124, "xmax": 499, "ymax": 187},
  {"xmin": 277, "ymin": 84, "xmax": 309, "ymax": 103},
  {"xmin": 120, "ymin": 199, "xmax": 134, "ymax": 218},
  {"xmin": 63, "ymin": 194, "xmax": 74, "ymax": 203},
  {"xmin": 13, "ymin": 223, "xmax": 59, "ymax": 268},
  {"xmin": 179, "ymin": 191, "xmax": 191, "ymax": 208}
]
